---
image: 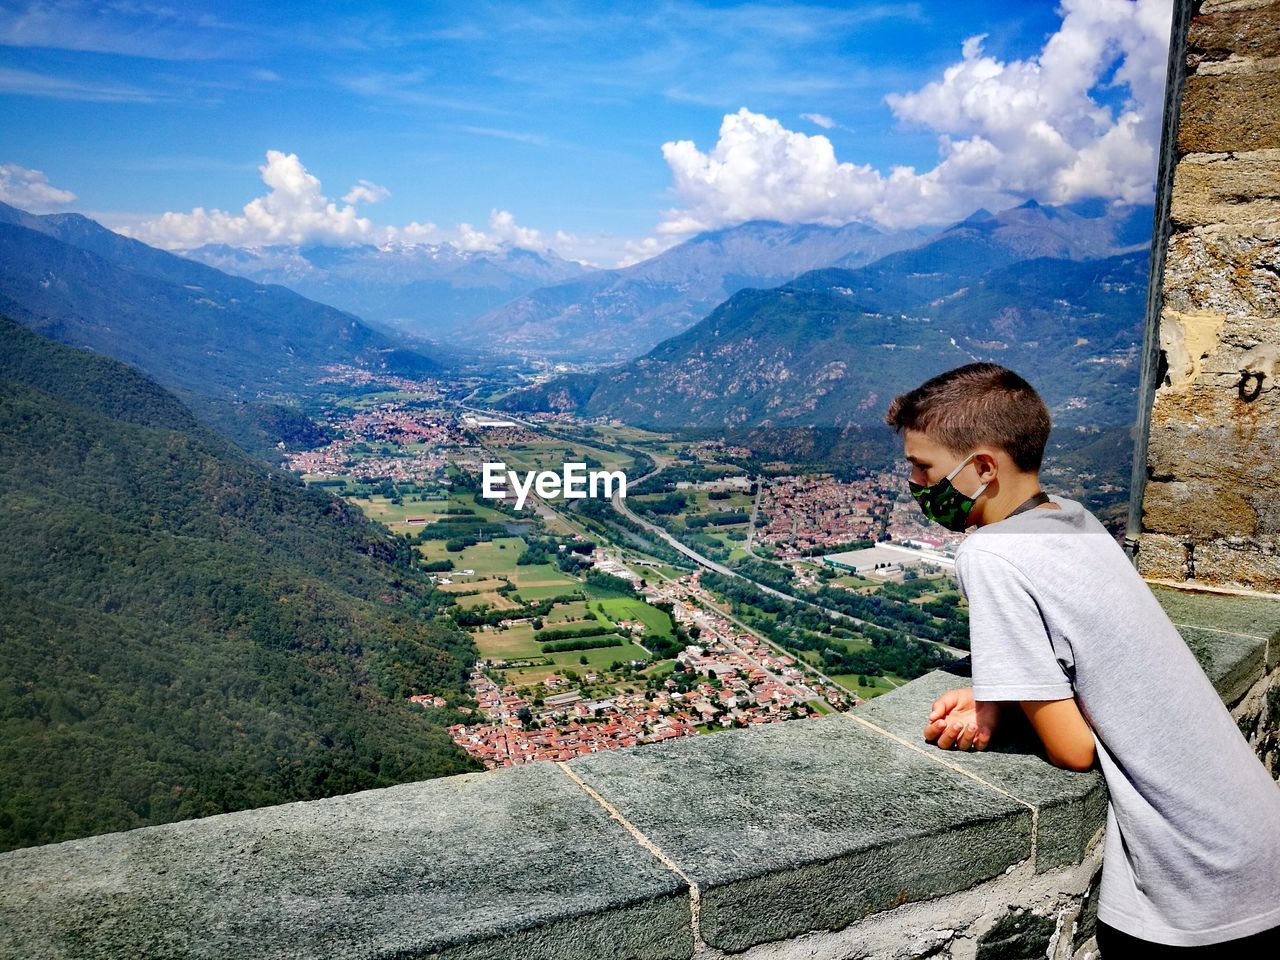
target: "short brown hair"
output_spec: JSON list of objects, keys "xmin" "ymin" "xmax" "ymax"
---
[{"xmin": 884, "ymin": 362, "xmax": 1051, "ymax": 472}]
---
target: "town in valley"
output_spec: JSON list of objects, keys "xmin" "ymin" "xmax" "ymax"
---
[{"xmin": 284, "ymin": 366, "xmax": 982, "ymax": 768}]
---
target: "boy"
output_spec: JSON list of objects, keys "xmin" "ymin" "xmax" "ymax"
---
[{"xmin": 883, "ymin": 362, "xmax": 1280, "ymax": 956}]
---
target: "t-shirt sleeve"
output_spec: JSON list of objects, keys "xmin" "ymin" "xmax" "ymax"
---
[{"xmin": 956, "ymin": 548, "xmax": 1074, "ymax": 701}]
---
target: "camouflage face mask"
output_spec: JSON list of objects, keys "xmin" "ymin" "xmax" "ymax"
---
[{"xmin": 908, "ymin": 450, "xmax": 989, "ymax": 532}]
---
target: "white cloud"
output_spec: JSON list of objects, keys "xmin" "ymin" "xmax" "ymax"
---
[
  {"xmin": 801, "ymin": 112, "xmax": 836, "ymax": 129},
  {"xmin": 0, "ymin": 65, "xmax": 179, "ymax": 103},
  {"xmin": 613, "ymin": 236, "xmax": 680, "ymax": 268},
  {"xmin": 123, "ymin": 151, "xmax": 571, "ymax": 258},
  {"xmin": 455, "ymin": 209, "xmax": 548, "ymax": 252},
  {"xmin": 658, "ymin": 109, "xmax": 886, "ymax": 233},
  {"xmin": 342, "ymin": 179, "xmax": 391, "ymax": 205},
  {"xmin": 0, "ymin": 162, "xmax": 77, "ymax": 212},
  {"xmin": 126, "ymin": 151, "xmax": 377, "ymax": 247},
  {"xmin": 658, "ymin": 0, "xmax": 1173, "ymax": 232},
  {"xmin": 395, "ymin": 219, "xmax": 442, "ymax": 242}
]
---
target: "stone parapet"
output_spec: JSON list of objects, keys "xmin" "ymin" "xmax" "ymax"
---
[{"xmin": 2, "ymin": 587, "xmax": 1276, "ymax": 960}]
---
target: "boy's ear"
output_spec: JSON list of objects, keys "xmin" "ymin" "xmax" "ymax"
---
[{"xmin": 972, "ymin": 449, "xmax": 1000, "ymax": 482}]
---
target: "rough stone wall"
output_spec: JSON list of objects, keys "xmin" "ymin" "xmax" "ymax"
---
[
  {"xmin": 703, "ymin": 844, "xmax": 1107, "ymax": 960},
  {"xmin": 1234, "ymin": 645, "xmax": 1280, "ymax": 774},
  {"xmin": 1138, "ymin": 0, "xmax": 1280, "ymax": 593}
]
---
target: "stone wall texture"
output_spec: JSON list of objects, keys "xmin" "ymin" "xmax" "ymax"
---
[{"xmin": 1138, "ymin": 0, "xmax": 1280, "ymax": 592}]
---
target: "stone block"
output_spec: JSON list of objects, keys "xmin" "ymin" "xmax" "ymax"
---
[
  {"xmin": 853, "ymin": 672, "xmax": 1106, "ymax": 873},
  {"xmin": 1201, "ymin": 0, "xmax": 1280, "ymax": 15},
  {"xmin": 1146, "ymin": 388, "xmax": 1279, "ymax": 510},
  {"xmin": 1190, "ymin": 6, "xmax": 1280, "ymax": 63},
  {"xmin": 1179, "ymin": 73, "xmax": 1280, "ymax": 153},
  {"xmin": 1194, "ymin": 537, "xmax": 1280, "ymax": 593},
  {"xmin": 1136, "ymin": 533, "xmax": 1191, "ymax": 581},
  {"xmin": 976, "ymin": 908, "xmax": 1057, "ymax": 960},
  {"xmin": 1151, "ymin": 583, "xmax": 1280, "ymax": 647},
  {"xmin": 567, "ymin": 714, "xmax": 1031, "ymax": 953},
  {"xmin": 1170, "ymin": 151, "xmax": 1280, "ymax": 227},
  {"xmin": 1163, "ymin": 227, "xmax": 1280, "ymax": 321},
  {"xmin": 0, "ymin": 764, "xmax": 693, "ymax": 960},
  {"xmin": 1141, "ymin": 478, "xmax": 1259, "ymax": 539},
  {"xmin": 1177, "ymin": 625, "xmax": 1268, "ymax": 705}
]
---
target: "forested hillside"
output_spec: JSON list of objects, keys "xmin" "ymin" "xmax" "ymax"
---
[
  {"xmin": 0, "ymin": 201, "xmax": 438, "ymax": 398},
  {"xmin": 0, "ymin": 318, "xmax": 479, "ymax": 852}
]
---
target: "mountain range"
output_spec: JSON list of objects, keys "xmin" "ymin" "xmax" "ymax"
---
[
  {"xmin": 498, "ymin": 200, "xmax": 1154, "ymax": 435},
  {"xmin": 177, "ymin": 220, "xmax": 931, "ymax": 361},
  {"xmin": 456, "ymin": 220, "xmax": 931, "ymax": 361},
  {"xmin": 182, "ymin": 239, "xmax": 588, "ymax": 344},
  {"xmin": 0, "ymin": 201, "xmax": 438, "ymax": 400}
]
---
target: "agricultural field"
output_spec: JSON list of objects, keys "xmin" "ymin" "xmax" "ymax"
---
[
  {"xmin": 824, "ymin": 571, "xmax": 880, "ymax": 590},
  {"xmin": 486, "ymin": 438, "xmax": 634, "ymax": 477},
  {"xmin": 582, "ymin": 424, "xmax": 673, "ymax": 447},
  {"xmin": 418, "ymin": 536, "xmax": 522, "ymax": 574},
  {"xmin": 497, "ymin": 642, "xmax": 650, "ymax": 686},
  {"xmin": 678, "ymin": 490, "xmax": 755, "ymax": 514},
  {"xmin": 329, "ymin": 390, "xmax": 428, "ymax": 411},
  {"xmin": 588, "ymin": 596, "xmax": 676, "ymax": 641},
  {"xmin": 350, "ymin": 491, "xmax": 514, "ymax": 536},
  {"xmin": 702, "ymin": 530, "xmax": 751, "ymax": 563},
  {"xmin": 464, "ymin": 565, "xmax": 679, "ymax": 690},
  {"xmin": 544, "ymin": 600, "xmax": 591, "ymax": 622},
  {"xmin": 514, "ymin": 579, "xmax": 581, "ymax": 601},
  {"xmin": 454, "ymin": 592, "xmax": 520, "ymax": 610},
  {"xmin": 829, "ymin": 673, "xmax": 904, "ymax": 700}
]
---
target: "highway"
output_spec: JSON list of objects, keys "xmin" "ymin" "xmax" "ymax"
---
[{"xmin": 610, "ymin": 484, "xmax": 966, "ymax": 658}]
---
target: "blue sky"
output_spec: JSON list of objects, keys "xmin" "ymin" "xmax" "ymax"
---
[{"xmin": 0, "ymin": 1, "xmax": 1172, "ymax": 265}]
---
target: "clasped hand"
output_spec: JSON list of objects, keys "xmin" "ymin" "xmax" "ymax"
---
[{"xmin": 923, "ymin": 687, "xmax": 998, "ymax": 752}]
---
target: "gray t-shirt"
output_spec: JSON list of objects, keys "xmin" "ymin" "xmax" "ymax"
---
[{"xmin": 954, "ymin": 494, "xmax": 1280, "ymax": 946}]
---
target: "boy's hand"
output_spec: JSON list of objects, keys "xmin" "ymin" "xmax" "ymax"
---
[{"xmin": 923, "ymin": 687, "xmax": 998, "ymax": 752}]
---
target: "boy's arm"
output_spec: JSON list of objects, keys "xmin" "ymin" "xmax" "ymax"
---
[
  {"xmin": 1020, "ymin": 698, "xmax": 1095, "ymax": 771},
  {"xmin": 956, "ymin": 550, "xmax": 1086, "ymax": 768}
]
